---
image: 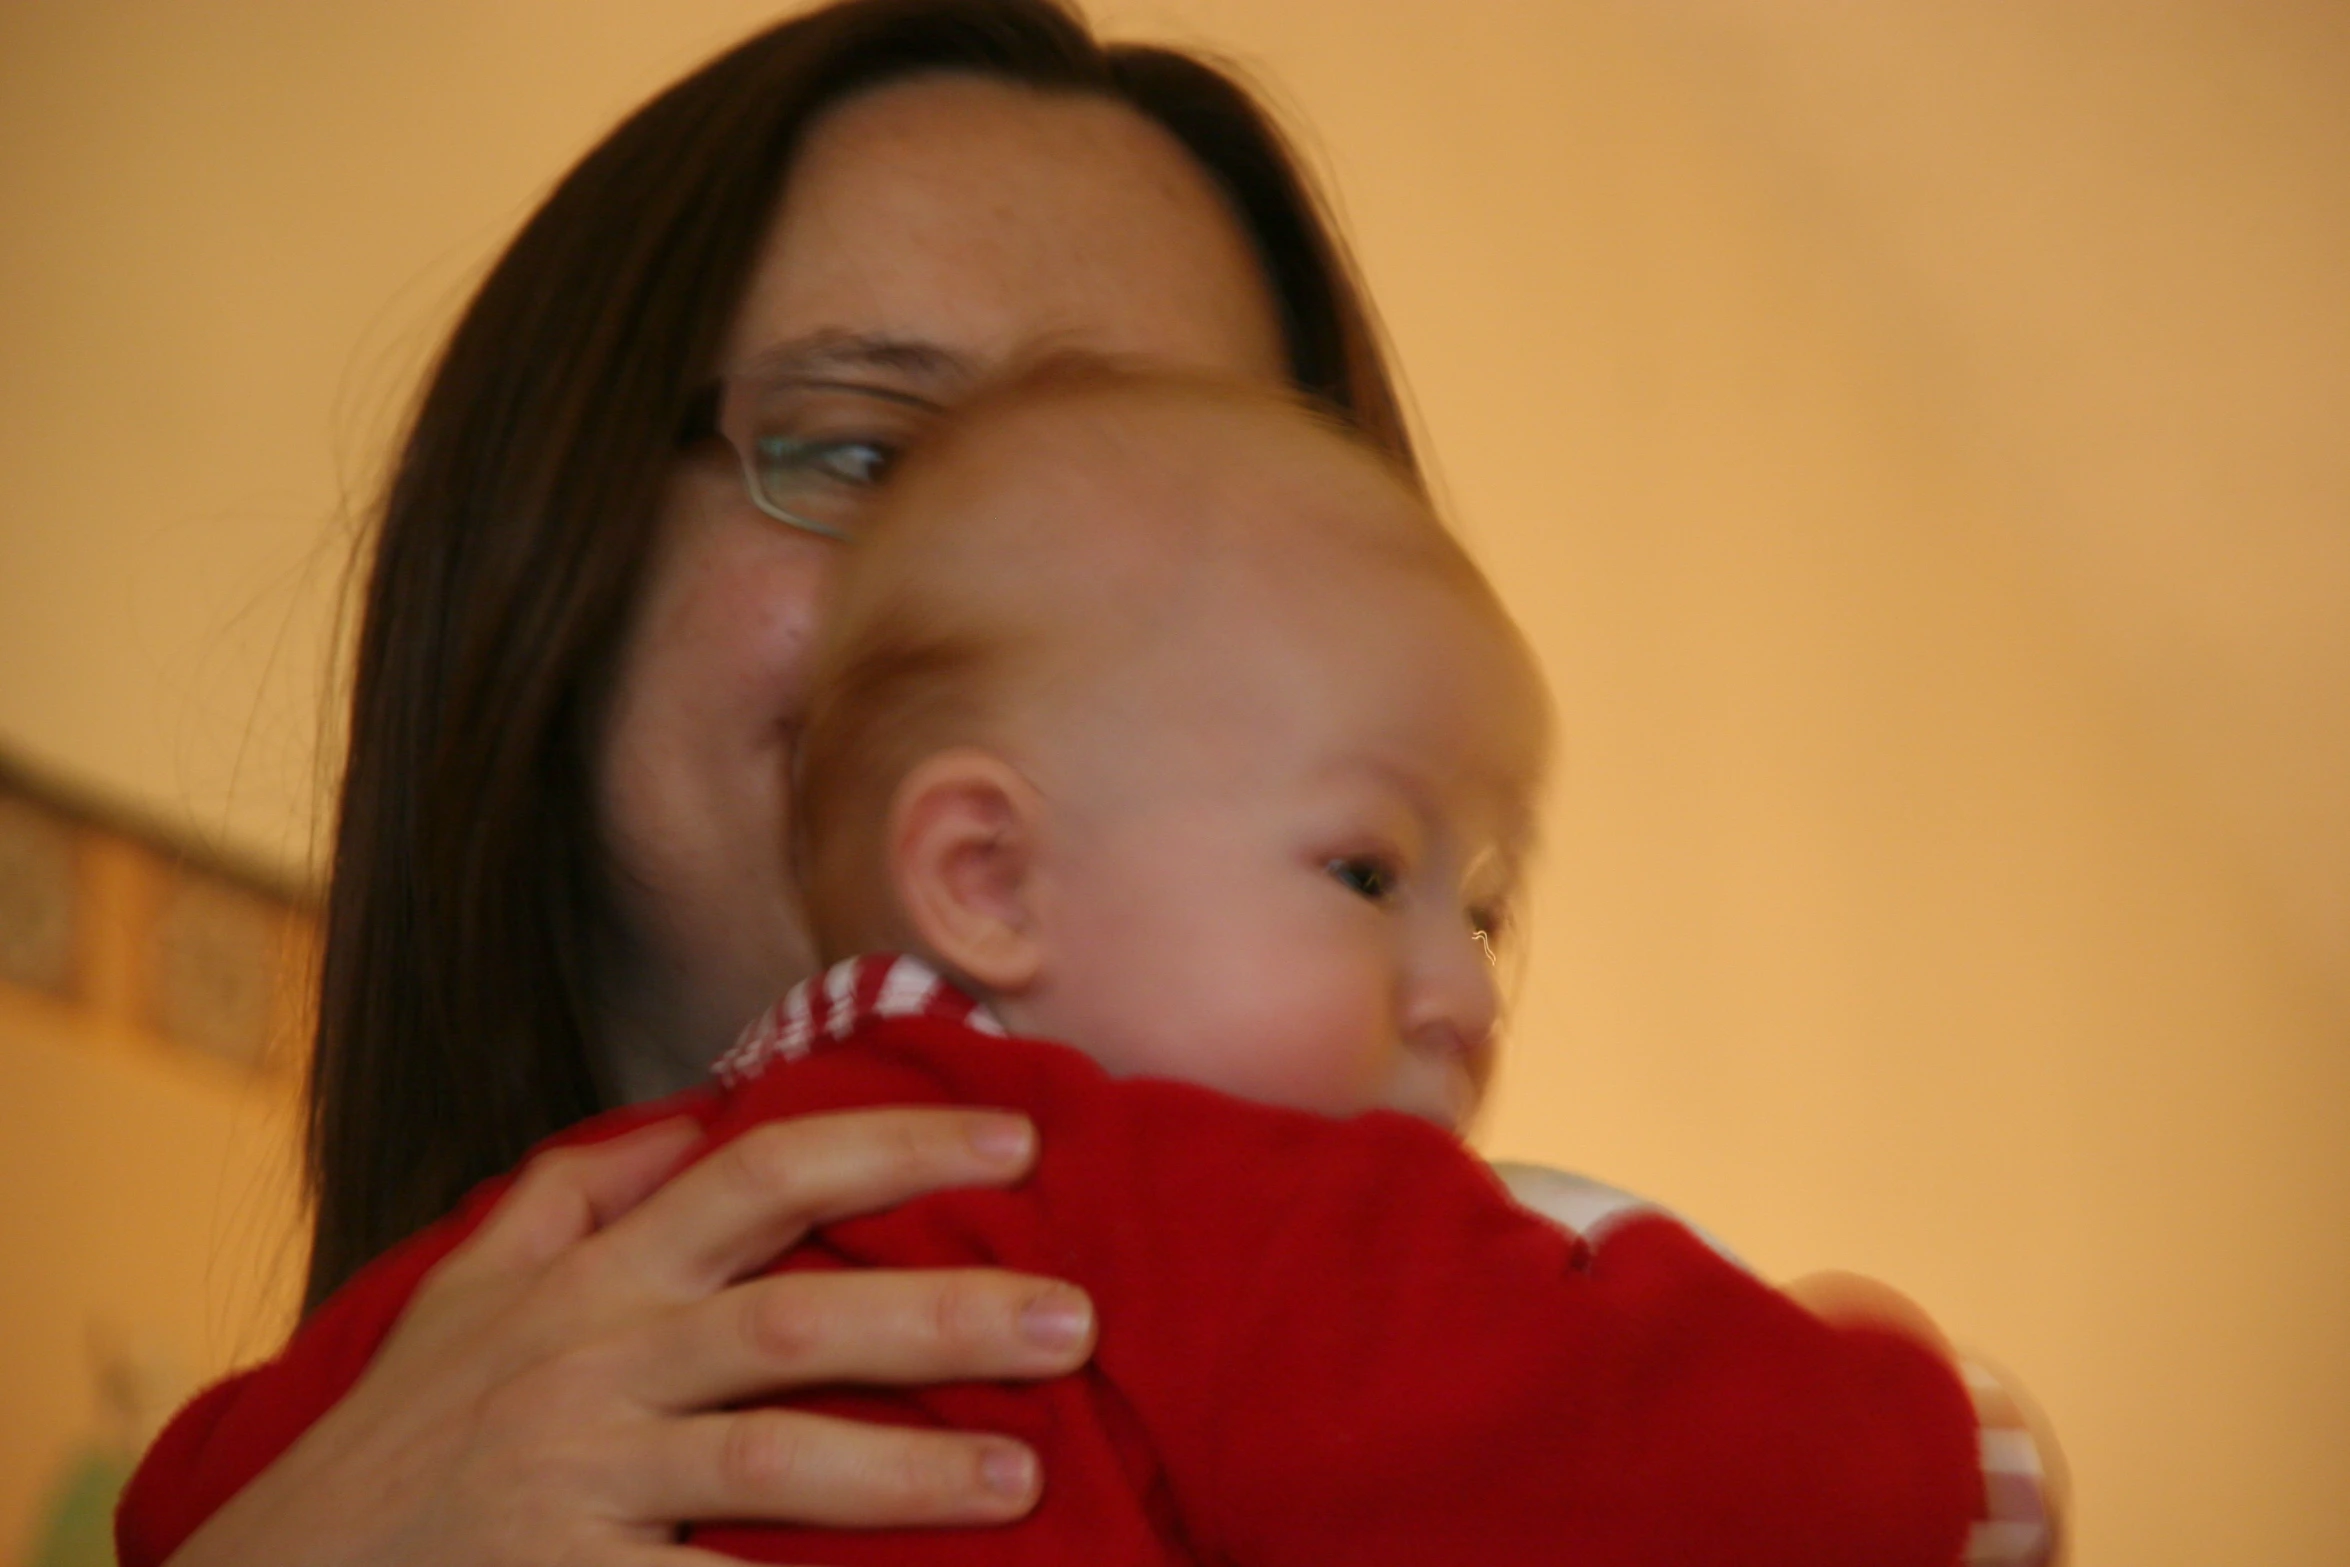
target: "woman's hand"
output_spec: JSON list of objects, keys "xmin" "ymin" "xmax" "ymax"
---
[{"xmin": 164, "ymin": 1107, "xmax": 1096, "ymax": 1567}]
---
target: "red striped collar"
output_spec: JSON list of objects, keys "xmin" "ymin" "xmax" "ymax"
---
[{"xmin": 714, "ymin": 953, "xmax": 1004, "ymax": 1088}]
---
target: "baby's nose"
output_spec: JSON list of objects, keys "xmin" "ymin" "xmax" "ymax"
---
[
  {"xmin": 1404, "ymin": 1011, "xmax": 1489, "ymax": 1062},
  {"xmin": 1405, "ymin": 938, "xmax": 1502, "ymax": 1059},
  {"xmin": 1401, "ymin": 976, "xmax": 1499, "ymax": 1133}
]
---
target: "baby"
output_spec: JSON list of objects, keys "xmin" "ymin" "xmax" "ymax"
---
[
  {"xmin": 122, "ymin": 363, "xmax": 2040, "ymax": 1567},
  {"xmin": 787, "ymin": 358, "xmax": 1543, "ymax": 1138}
]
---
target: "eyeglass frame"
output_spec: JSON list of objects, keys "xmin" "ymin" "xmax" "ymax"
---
[{"xmin": 681, "ymin": 371, "xmax": 949, "ymax": 542}]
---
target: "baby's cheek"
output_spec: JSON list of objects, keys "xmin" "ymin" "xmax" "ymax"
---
[
  {"xmin": 1045, "ymin": 896, "xmax": 1393, "ymax": 1116},
  {"xmin": 1206, "ymin": 964, "xmax": 1396, "ymax": 1118}
]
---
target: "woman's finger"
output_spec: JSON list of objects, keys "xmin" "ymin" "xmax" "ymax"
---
[
  {"xmin": 594, "ymin": 1107, "xmax": 1037, "ymax": 1298},
  {"xmin": 623, "ymin": 1267, "xmax": 1096, "ymax": 1411},
  {"xmin": 632, "ymin": 1407, "xmax": 1044, "ymax": 1529},
  {"xmin": 444, "ymin": 1116, "xmax": 705, "ymax": 1283},
  {"xmin": 607, "ymin": 1548, "xmax": 823, "ymax": 1567}
]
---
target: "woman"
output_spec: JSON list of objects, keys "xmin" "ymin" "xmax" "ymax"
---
[{"xmin": 166, "ymin": 2, "xmax": 1418, "ymax": 1560}]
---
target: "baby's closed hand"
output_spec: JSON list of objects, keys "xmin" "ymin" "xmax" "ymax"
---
[
  {"xmin": 1784, "ymin": 1271, "xmax": 2066, "ymax": 1567},
  {"xmin": 1780, "ymin": 1269, "xmax": 1955, "ymax": 1359}
]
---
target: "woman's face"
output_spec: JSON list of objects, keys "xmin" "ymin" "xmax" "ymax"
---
[{"xmin": 596, "ymin": 74, "xmax": 1289, "ymax": 1096}]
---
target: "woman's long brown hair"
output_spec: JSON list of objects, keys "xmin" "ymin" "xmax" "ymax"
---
[{"xmin": 308, "ymin": 0, "xmax": 1418, "ymax": 1308}]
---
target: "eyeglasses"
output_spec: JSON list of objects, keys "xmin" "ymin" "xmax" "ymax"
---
[{"xmin": 698, "ymin": 373, "xmax": 947, "ymax": 541}]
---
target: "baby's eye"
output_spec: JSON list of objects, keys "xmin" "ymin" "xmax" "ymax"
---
[{"xmin": 1328, "ymin": 856, "xmax": 1400, "ymax": 903}]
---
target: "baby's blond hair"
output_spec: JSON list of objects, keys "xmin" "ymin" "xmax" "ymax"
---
[{"xmin": 793, "ymin": 356, "xmax": 1538, "ymax": 962}]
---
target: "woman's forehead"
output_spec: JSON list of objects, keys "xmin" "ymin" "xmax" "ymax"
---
[{"xmin": 723, "ymin": 74, "xmax": 1286, "ymax": 386}]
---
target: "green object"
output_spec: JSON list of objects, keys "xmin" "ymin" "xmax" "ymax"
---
[{"xmin": 25, "ymin": 1446, "xmax": 133, "ymax": 1567}]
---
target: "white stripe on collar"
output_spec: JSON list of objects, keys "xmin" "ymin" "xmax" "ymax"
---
[{"xmin": 714, "ymin": 953, "xmax": 1002, "ymax": 1087}]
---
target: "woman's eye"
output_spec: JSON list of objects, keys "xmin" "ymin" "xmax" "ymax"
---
[
  {"xmin": 733, "ymin": 379, "xmax": 941, "ymax": 536},
  {"xmin": 1328, "ymin": 857, "xmax": 1399, "ymax": 903},
  {"xmin": 815, "ymin": 437, "xmax": 897, "ymax": 485},
  {"xmin": 755, "ymin": 434, "xmax": 899, "ymax": 489}
]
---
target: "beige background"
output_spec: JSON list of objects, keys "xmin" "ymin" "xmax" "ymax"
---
[{"xmin": 2, "ymin": 2, "xmax": 2345, "ymax": 1563}]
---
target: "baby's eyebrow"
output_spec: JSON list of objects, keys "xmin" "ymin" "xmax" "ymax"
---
[
  {"xmin": 1316, "ymin": 755, "xmax": 1451, "ymax": 833},
  {"xmin": 1319, "ymin": 753, "xmax": 1424, "ymax": 797}
]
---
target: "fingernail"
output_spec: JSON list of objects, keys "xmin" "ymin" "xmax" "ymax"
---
[
  {"xmin": 967, "ymin": 1115, "xmax": 1034, "ymax": 1167},
  {"xmin": 979, "ymin": 1442, "xmax": 1039, "ymax": 1500},
  {"xmin": 1019, "ymin": 1288, "xmax": 1094, "ymax": 1352}
]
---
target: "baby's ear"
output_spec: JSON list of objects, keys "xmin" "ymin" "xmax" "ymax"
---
[{"xmin": 888, "ymin": 748, "xmax": 1045, "ymax": 994}]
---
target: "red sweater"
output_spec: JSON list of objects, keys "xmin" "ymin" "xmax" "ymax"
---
[{"xmin": 120, "ymin": 955, "xmax": 1980, "ymax": 1567}]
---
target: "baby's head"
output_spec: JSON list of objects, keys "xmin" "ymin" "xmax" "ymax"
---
[{"xmin": 796, "ymin": 362, "xmax": 1549, "ymax": 1132}]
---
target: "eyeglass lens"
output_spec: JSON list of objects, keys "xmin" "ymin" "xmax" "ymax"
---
[{"xmin": 722, "ymin": 377, "xmax": 942, "ymax": 541}]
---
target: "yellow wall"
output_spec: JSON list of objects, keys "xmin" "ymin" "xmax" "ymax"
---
[
  {"xmin": 0, "ymin": 988, "xmax": 305, "ymax": 1561},
  {"xmin": 0, "ymin": 793, "xmax": 312, "ymax": 1560},
  {"xmin": 1, "ymin": 3, "xmax": 2344, "ymax": 1563}
]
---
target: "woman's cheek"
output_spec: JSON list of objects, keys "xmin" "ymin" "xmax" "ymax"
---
[
  {"xmin": 674, "ymin": 522, "xmax": 836, "ymax": 728},
  {"xmin": 593, "ymin": 487, "xmax": 839, "ymax": 1043},
  {"xmin": 635, "ymin": 464, "xmax": 837, "ymax": 718}
]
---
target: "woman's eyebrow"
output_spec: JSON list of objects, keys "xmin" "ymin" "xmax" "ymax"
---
[{"xmin": 733, "ymin": 330, "xmax": 972, "ymax": 384}]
